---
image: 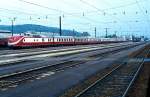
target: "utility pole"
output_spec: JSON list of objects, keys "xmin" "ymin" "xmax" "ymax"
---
[
  {"xmin": 104, "ymin": 28, "xmax": 110, "ymax": 38},
  {"xmin": 59, "ymin": 16, "xmax": 62, "ymax": 36},
  {"xmin": 11, "ymin": 17, "xmax": 16, "ymax": 36},
  {"xmin": 115, "ymin": 31, "xmax": 117, "ymax": 37},
  {"xmin": 73, "ymin": 29, "xmax": 75, "ymax": 37},
  {"xmin": 73, "ymin": 29, "xmax": 75, "ymax": 45},
  {"xmin": 94, "ymin": 27, "xmax": 96, "ymax": 38},
  {"xmin": 11, "ymin": 20, "xmax": 14, "ymax": 36}
]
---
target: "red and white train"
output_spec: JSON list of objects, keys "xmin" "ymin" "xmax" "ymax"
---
[
  {"xmin": 8, "ymin": 35, "xmax": 126, "ymax": 48},
  {"xmin": 0, "ymin": 30, "xmax": 12, "ymax": 46}
]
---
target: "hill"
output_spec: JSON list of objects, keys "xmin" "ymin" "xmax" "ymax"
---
[{"xmin": 0, "ymin": 24, "xmax": 90, "ymax": 36}]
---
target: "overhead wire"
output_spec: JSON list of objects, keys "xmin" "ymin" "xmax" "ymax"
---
[
  {"xmin": 1, "ymin": 0, "xmax": 148, "ymax": 36},
  {"xmin": 0, "ymin": 7, "xmax": 38, "ymax": 16},
  {"xmin": 18, "ymin": 0, "xmax": 117, "ymax": 34},
  {"xmin": 102, "ymin": 0, "xmax": 146, "ymax": 11},
  {"xmin": 18, "ymin": 0, "xmax": 115, "ymax": 24},
  {"xmin": 18, "ymin": 0, "xmax": 146, "ymax": 35},
  {"xmin": 18, "ymin": 0, "xmax": 65, "ymax": 14},
  {"xmin": 135, "ymin": 0, "xmax": 150, "ymax": 25},
  {"xmin": 79, "ymin": 0, "xmax": 133, "ymax": 28},
  {"xmin": 80, "ymin": 0, "xmax": 150, "ymax": 37}
]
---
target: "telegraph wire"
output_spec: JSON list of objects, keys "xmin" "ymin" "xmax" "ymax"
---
[
  {"xmin": 18, "ymin": 0, "xmax": 67, "ymax": 14},
  {"xmin": 1, "ymin": 0, "xmax": 149, "ymax": 36},
  {"xmin": 135, "ymin": 0, "xmax": 150, "ymax": 24},
  {"xmin": 0, "ymin": 7, "xmax": 38, "ymax": 16},
  {"xmin": 101, "ymin": 0, "xmax": 146, "ymax": 11},
  {"xmin": 79, "ymin": 0, "xmax": 132, "ymax": 29},
  {"xmin": 18, "ymin": 0, "xmax": 104, "ymax": 24}
]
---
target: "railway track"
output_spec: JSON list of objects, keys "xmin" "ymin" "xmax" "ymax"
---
[
  {"xmin": 0, "ymin": 43, "xmax": 131, "ymax": 57},
  {"xmin": 0, "ymin": 45, "xmax": 101, "ymax": 56},
  {"xmin": 0, "ymin": 60, "xmax": 86, "ymax": 90},
  {"xmin": 65, "ymin": 44, "xmax": 149, "ymax": 97},
  {"xmin": 0, "ymin": 43, "xmax": 143, "ymax": 91},
  {"xmin": 74, "ymin": 59, "xmax": 144, "ymax": 97},
  {"xmin": 0, "ymin": 42, "xmax": 141, "ymax": 67},
  {"xmin": 0, "ymin": 43, "xmax": 123, "ymax": 56},
  {"xmin": 0, "ymin": 45, "xmax": 113, "ymax": 66}
]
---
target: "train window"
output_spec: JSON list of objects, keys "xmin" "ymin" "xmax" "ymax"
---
[
  {"xmin": 34, "ymin": 39, "xmax": 35, "ymax": 42},
  {"xmin": 23, "ymin": 39, "xmax": 25, "ymax": 42}
]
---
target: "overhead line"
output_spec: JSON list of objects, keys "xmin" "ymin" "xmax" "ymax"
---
[
  {"xmin": 102, "ymin": 0, "xmax": 146, "ymax": 11},
  {"xmin": 79, "ymin": 0, "xmax": 133, "ymax": 29},
  {"xmin": 135, "ymin": 0, "xmax": 150, "ymax": 27},
  {"xmin": 18, "ymin": 0, "xmax": 111, "ymax": 24},
  {"xmin": 0, "ymin": 7, "xmax": 38, "ymax": 16},
  {"xmin": 18, "ymin": 0, "xmax": 65, "ymax": 13}
]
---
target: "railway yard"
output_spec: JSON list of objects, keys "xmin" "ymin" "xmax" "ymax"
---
[{"xmin": 0, "ymin": 42, "xmax": 149, "ymax": 97}]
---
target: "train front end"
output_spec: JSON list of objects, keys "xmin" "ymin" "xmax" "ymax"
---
[{"xmin": 8, "ymin": 36, "xmax": 24, "ymax": 48}]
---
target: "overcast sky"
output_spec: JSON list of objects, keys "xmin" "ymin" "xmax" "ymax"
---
[{"xmin": 0, "ymin": 0, "xmax": 150, "ymax": 37}]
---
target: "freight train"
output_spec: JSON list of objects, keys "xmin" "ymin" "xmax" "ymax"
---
[{"xmin": 7, "ymin": 35, "xmax": 126, "ymax": 48}]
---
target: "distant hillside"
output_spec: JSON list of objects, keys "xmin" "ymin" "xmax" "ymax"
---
[{"xmin": 0, "ymin": 24, "xmax": 90, "ymax": 36}]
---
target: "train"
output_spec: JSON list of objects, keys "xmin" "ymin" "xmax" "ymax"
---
[
  {"xmin": 7, "ymin": 34, "xmax": 126, "ymax": 48},
  {"xmin": 0, "ymin": 30, "xmax": 12, "ymax": 46}
]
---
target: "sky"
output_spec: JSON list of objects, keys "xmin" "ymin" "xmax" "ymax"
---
[{"xmin": 0, "ymin": 0, "xmax": 150, "ymax": 37}]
